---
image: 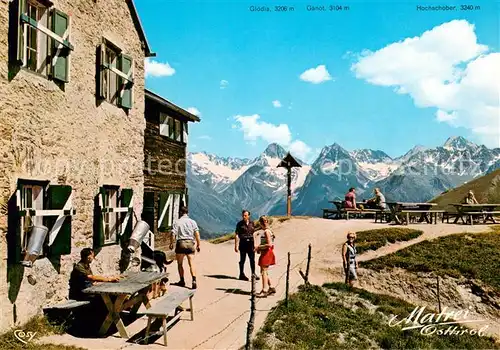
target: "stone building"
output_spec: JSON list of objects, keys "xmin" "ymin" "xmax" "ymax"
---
[{"xmin": 0, "ymin": 0, "xmax": 155, "ymax": 332}]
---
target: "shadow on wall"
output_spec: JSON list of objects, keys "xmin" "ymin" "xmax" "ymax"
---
[
  {"xmin": 7, "ymin": 193, "xmax": 23, "ymax": 324},
  {"xmin": 8, "ymin": 0, "xmax": 21, "ymax": 81}
]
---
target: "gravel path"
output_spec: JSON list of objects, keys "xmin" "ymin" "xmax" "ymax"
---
[{"xmin": 38, "ymin": 218, "xmax": 493, "ymax": 349}]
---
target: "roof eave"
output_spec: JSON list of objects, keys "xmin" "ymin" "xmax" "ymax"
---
[
  {"xmin": 127, "ymin": 0, "xmax": 155, "ymax": 57},
  {"xmin": 145, "ymin": 89, "xmax": 201, "ymax": 123}
]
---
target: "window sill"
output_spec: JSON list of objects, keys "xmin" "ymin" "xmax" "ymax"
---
[{"xmin": 157, "ymin": 134, "xmax": 187, "ymax": 146}]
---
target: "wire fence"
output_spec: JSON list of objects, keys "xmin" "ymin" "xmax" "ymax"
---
[{"xmin": 191, "ymin": 242, "xmax": 318, "ymax": 350}]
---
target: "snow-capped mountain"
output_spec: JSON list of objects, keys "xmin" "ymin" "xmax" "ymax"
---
[
  {"xmin": 187, "ymin": 136, "xmax": 500, "ymax": 234},
  {"xmin": 272, "ymin": 143, "xmax": 372, "ymax": 217},
  {"xmin": 223, "ymin": 143, "xmax": 310, "ymax": 213},
  {"xmin": 188, "ymin": 152, "xmax": 252, "ymax": 192},
  {"xmin": 368, "ymin": 136, "xmax": 500, "ymax": 202},
  {"xmin": 350, "ymin": 149, "xmax": 399, "ymax": 182}
]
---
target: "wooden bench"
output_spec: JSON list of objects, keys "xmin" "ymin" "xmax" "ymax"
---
[
  {"xmin": 322, "ymin": 208, "xmax": 339, "ymax": 219},
  {"xmin": 345, "ymin": 209, "xmax": 380, "ymax": 220},
  {"xmin": 461, "ymin": 211, "xmax": 500, "ymax": 225},
  {"xmin": 43, "ymin": 299, "xmax": 90, "ymax": 311},
  {"xmin": 374, "ymin": 210, "xmax": 391, "ymax": 223},
  {"xmin": 139, "ymin": 286, "xmax": 195, "ymax": 346},
  {"xmin": 399, "ymin": 210, "xmax": 445, "ymax": 225},
  {"xmin": 43, "ymin": 299, "xmax": 91, "ymax": 327}
]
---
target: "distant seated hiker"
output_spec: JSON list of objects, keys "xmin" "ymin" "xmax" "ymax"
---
[
  {"xmin": 366, "ymin": 188, "xmax": 387, "ymax": 210},
  {"xmin": 169, "ymin": 206, "xmax": 201, "ymax": 289},
  {"xmin": 463, "ymin": 190, "xmax": 479, "ymax": 204},
  {"xmin": 255, "ymin": 216, "xmax": 276, "ymax": 298},
  {"xmin": 344, "ymin": 187, "xmax": 360, "ymax": 210},
  {"xmin": 342, "ymin": 232, "xmax": 358, "ymax": 287},
  {"xmin": 68, "ymin": 248, "xmax": 120, "ymax": 301},
  {"xmin": 235, "ymin": 210, "xmax": 259, "ymax": 281}
]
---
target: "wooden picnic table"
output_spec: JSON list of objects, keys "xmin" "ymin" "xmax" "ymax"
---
[
  {"xmin": 451, "ymin": 203, "xmax": 500, "ymax": 225},
  {"xmin": 83, "ymin": 271, "xmax": 168, "ymax": 338},
  {"xmin": 386, "ymin": 202, "xmax": 440, "ymax": 225},
  {"xmin": 325, "ymin": 200, "xmax": 382, "ymax": 220}
]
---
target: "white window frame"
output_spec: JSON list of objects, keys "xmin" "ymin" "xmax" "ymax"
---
[
  {"xmin": 20, "ymin": 184, "xmax": 44, "ymax": 230},
  {"xmin": 103, "ymin": 188, "xmax": 119, "ymax": 244},
  {"xmin": 24, "ymin": 0, "xmax": 50, "ymax": 75},
  {"xmin": 183, "ymin": 121, "xmax": 188, "ymax": 144},
  {"xmin": 102, "ymin": 43, "xmax": 120, "ymax": 105},
  {"xmin": 159, "ymin": 113, "xmax": 187, "ymax": 143},
  {"xmin": 159, "ymin": 112, "xmax": 171, "ymax": 137}
]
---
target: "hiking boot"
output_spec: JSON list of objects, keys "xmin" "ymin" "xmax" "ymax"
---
[
  {"xmin": 239, "ymin": 275, "xmax": 249, "ymax": 281},
  {"xmin": 255, "ymin": 290, "xmax": 268, "ymax": 298},
  {"xmin": 173, "ymin": 280, "xmax": 186, "ymax": 287}
]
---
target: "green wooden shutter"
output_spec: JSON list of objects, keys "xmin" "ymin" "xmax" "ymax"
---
[
  {"xmin": 118, "ymin": 54, "xmax": 133, "ymax": 109},
  {"xmin": 9, "ymin": 0, "xmax": 25, "ymax": 65},
  {"xmin": 93, "ymin": 187, "xmax": 106, "ymax": 249},
  {"xmin": 51, "ymin": 9, "xmax": 70, "ymax": 83},
  {"xmin": 119, "ymin": 188, "xmax": 133, "ymax": 243},
  {"xmin": 96, "ymin": 43, "xmax": 106, "ymax": 99},
  {"xmin": 44, "ymin": 185, "xmax": 72, "ymax": 256},
  {"xmin": 142, "ymin": 191, "xmax": 156, "ymax": 234}
]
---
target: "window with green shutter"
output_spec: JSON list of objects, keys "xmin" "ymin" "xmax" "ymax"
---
[
  {"xmin": 13, "ymin": 0, "xmax": 73, "ymax": 81},
  {"xmin": 96, "ymin": 39, "xmax": 134, "ymax": 109},
  {"xmin": 50, "ymin": 9, "xmax": 70, "ymax": 83},
  {"xmin": 94, "ymin": 186, "xmax": 135, "ymax": 248}
]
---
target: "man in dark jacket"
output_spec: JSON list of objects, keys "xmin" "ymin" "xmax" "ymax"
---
[
  {"xmin": 234, "ymin": 210, "xmax": 259, "ymax": 281},
  {"xmin": 69, "ymin": 248, "xmax": 120, "ymax": 301}
]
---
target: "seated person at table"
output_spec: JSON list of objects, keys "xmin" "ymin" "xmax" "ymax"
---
[
  {"xmin": 366, "ymin": 188, "xmax": 387, "ymax": 210},
  {"xmin": 68, "ymin": 248, "xmax": 120, "ymax": 301},
  {"xmin": 344, "ymin": 187, "xmax": 360, "ymax": 210},
  {"xmin": 462, "ymin": 190, "xmax": 479, "ymax": 204}
]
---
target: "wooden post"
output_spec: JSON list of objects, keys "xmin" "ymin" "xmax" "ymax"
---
[
  {"xmin": 436, "ymin": 276, "xmax": 441, "ymax": 313},
  {"xmin": 246, "ymin": 274, "xmax": 256, "ymax": 350},
  {"xmin": 286, "ymin": 169, "xmax": 292, "ymax": 217},
  {"xmin": 305, "ymin": 244, "xmax": 311, "ymax": 285},
  {"xmin": 285, "ymin": 252, "xmax": 290, "ymax": 308}
]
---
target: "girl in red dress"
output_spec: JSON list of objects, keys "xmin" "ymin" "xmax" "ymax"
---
[{"xmin": 255, "ymin": 216, "xmax": 276, "ymax": 297}]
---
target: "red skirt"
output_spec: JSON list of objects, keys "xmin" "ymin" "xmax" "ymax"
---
[{"xmin": 258, "ymin": 246, "xmax": 276, "ymax": 267}]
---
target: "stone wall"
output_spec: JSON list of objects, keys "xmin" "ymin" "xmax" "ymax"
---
[{"xmin": 0, "ymin": 0, "xmax": 147, "ymax": 332}]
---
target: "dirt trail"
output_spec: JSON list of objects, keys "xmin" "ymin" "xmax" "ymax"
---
[{"xmin": 38, "ymin": 219, "xmax": 493, "ymax": 349}]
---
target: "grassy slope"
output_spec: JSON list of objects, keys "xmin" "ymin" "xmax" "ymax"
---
[
  {"xmin": 0, "ymin": 316, "xmax": 85, "ymax": 350},
  {"xmin": 362, "ymin": 226, "xmax": 500, "ymax": 292},
  {"xmin": 254, "ymin": 283, "xmax": 499, "ymax": 349},
  {"xmin": 430, "ymin": 169, "xmax": 500, "ymax": 209},
  {"xmin": 354, "ymin": 228, "xmax": 423, "ymax": 254}
]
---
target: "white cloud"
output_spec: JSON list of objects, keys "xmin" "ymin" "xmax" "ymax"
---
[
  {"xmin": 272, "ymin": 100, "xmax": 282, "ymax": 108},
  {"xmin": 436, "ymin": 110, "xmax": 457, "ymax": 123},
  {"xmin": 234, "ymin": 114, "xmax": 291, "ymax": 145},
  {"xmin": 351, "ymin": 20, "xmax": 499, "ymax": 147},
  {"xmin": 299, "ymin": 65, "xmax": 333, "ymax": 84},
  {"xmin": 198, "ymin": 135, "xmax": 212, "ymax": 140},
  {"xmin": 145, "ymin": 59, "xmax": 176, "ymax": 78},
  {"xmin": 233, "ymin": 114, "xmax": 314, "ymax": 160},
  {"xmin": 289, "ymin": 140, "xmax": 312, "ymax": 161},
  {"xmin": 220, "ymin": 80, "xmax": 229, "ymax": 89},
  {"xmin": 187, "ymin": 107, "xmax": 201, "ymax": 116}
]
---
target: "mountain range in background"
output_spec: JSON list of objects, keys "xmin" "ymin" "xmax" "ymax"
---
[{"xmin": 187, "ymin": 136, "xmax": 500, "ymax": 236}]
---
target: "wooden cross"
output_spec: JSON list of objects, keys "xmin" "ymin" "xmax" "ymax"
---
[{"xmin": 277, "ymin": 152, "xmax": 301, "ymax": 217}]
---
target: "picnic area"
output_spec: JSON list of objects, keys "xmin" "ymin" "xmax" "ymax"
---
[{"xmin": 10, "ymin": 217, "xmax": 495, "ymax": 349}]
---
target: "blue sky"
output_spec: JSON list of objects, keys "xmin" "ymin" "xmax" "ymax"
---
[{"xmin": 135, "ymin": 0, "xmax": 499, "ymax": 161}]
